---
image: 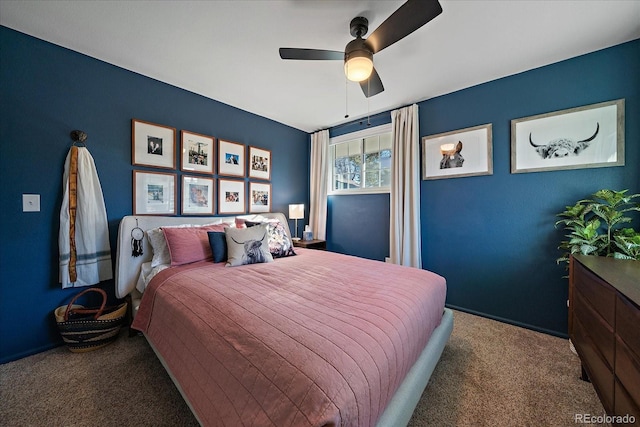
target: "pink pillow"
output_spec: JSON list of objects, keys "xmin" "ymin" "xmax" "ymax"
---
[{"xmin": 163, "ymin": 224, "xmax": 227, "ymax": 266}]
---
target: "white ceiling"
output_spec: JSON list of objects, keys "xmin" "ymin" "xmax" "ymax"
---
[{"xmin": 2, "ymin": 1, "xmax": 639, "ymax": 133}]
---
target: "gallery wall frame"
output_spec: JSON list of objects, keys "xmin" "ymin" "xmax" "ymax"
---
[
  {"xmin": 248, "ymin": 146, "xmax": 271, "ymax": 181},
  {"xmin": 133, "ymin": 170, "xmax": 176, "ymax": 215},
  {"xmin": 422, "ymin": 123, "xmax": 493, "ymax": 180},
  {"xmin": 249, "ymin": 182, "xmax": 272, "ymax": 213},
  {"xmin": 181, "ymin": 175, "xmax": 214, "ymax": 215},
  {"xmin": 218, "ymin": 179, "xmax": 245, "ymax": 214},
  {"xmin": 132, "ymin": 119, "xmax": 176, "ymax": 169},
  {"xmin": 218, "ymin": 140, "xmax": 246, "ymax": 177},
  {"xmin": 511, "ymin": 99, "xmax": 625, "ymax": 174},
  {"xmin": 181, "ymin": 130, "xmax": 215, "ymax": 174}
]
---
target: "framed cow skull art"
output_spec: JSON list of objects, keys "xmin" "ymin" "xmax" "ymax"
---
[{"xmin": 511, "ymin": 99, "xmax": 624, "ymax": 174}]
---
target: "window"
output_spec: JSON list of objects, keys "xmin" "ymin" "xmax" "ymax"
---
[{"xmin": 328, "ymin": 124, "xmax": 392, "ymax": 195}]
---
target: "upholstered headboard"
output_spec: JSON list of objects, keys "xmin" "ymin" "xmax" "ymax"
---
[{"xmin": 115, "ymin": 213, "xmax": 291, "ymax": 300}]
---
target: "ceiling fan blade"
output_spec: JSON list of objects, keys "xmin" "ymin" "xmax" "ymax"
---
[
  {"xmin": 360, "ymin": 67, "xmax": 384, "ymax": 98},
  {"xmin": 365, "ymin": 0, "xmax": 442, "ymax": 54},
  {"xmin": 279, "ymin": 48, "xmax": 344, "ymax": 60}
]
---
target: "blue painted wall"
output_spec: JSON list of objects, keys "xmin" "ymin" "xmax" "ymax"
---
[
  {"xmin": 0, "ymin": 27, "xmax": 309, "ymax": 363},
  {"xmin": 327, "ymin": 39, "xmax": 639, "ymax": 336}
]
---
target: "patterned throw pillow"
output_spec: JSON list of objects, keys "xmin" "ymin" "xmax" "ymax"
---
[
  {"xmin": 225, "ymin": 224, "xmax": 274, "ymax": 267},
  {"xmin": 245, "ymin": 219, "xmax": 296, "ymax": 258}
]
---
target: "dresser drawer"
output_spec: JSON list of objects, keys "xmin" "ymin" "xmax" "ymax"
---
[
  {"xmin": 573, "ymin": 260, "xmax": 616, "ymax": 325},
  {"xmin": 573, "ymin": 315, "xmax": 614, "ymax": 413},
  {"xmin": 615, "ymin": 336, "xmax": 640, "ymax": 410},
  {"xmin": 574, "ymin": 288, "xmax": 615, "ymax": 367},
  {"xmin": 615, "ymin": 379, "xmax": 640, "ymax": 423},
  {"xmin": 616, "ymin": 294, "xmax": 640, "ymax": 359}
]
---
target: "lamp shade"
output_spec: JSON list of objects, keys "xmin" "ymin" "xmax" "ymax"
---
[
  {"xmin": 344, "ymin": 38, "xmax": 373, "ymax": 82},
  {"xmin": 289, "ymin": 204, "xmax": 304, "ymax": 219},
  {"xmin": 344, "ymin": 56, "xmax": 373, "ymax": 82}
]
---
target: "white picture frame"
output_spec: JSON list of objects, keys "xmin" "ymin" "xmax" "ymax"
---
[
  {"xmin": 181, "ymin": 176, "xmax": 214, "ymax": 215},
  {"xmin": 218, "ymin": 179, "xmax": 245, "ymax": 214},
  {"xmin": 511, "ymin": 99, "xmax": 624, "ymax": 173},
  {"xmin": 248, "ymin": 146, "xmax": 271, "ymax": 181},
  {"xmin": 422, "ymin": 123, "xmax": 493, "ymax": 180},
  {"xmin": 218, "ymin": 140, "xmax": 245, "ymax": 177},
  {"xmin": 181, "ymin": 130, "xmax": 215, "ymax": 174},
  {"xmin": 133, "ymin": 170, "xmax": 176, "ymax": 215},
  {"xmin": 132, "ymin": 119, "xmax": 176, "ymax": 169},
  {"xmin": 249, "ymin": 182, "xmax": 271, "ymax": 213}
]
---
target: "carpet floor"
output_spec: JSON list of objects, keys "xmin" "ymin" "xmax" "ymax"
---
[{"xmin": 0, "ymin": 309, "xmax": 607, "ymax": 426}]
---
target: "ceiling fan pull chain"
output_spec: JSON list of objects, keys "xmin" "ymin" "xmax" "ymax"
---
[
  {"xmin": 367, "ymin": 79, "xmax": 371, "ymax": 126},
  {"xmin": 344, "ymin": 74, "xmax": 349, "ymax": 118}
]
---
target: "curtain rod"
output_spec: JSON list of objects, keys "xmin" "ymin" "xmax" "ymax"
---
[{"xmin": 328, "ymin": 111, "xmax": 390, "ymax": 132}]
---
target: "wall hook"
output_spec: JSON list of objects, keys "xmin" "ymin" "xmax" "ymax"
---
[{"xmin": 70, "ymin": 130, "xmax": 87, "ymax": 144}]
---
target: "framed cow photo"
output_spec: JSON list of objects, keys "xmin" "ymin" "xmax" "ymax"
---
[
  {"xmin": 511, "ymin": 99, "xmax": 625, "ymax": 174},
  {"xmin": 422, "ymin": 123, "xmax": 493, "ymax": 180}
]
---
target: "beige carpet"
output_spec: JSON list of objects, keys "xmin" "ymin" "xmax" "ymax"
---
[{"xmin": 0, "ymin": 310, "xmax": 607, "ymax": 426}]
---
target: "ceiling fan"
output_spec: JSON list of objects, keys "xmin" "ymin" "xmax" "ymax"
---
[{"xmin": 279, "ymin": 0, "xmax": 442, "ymax": 98}]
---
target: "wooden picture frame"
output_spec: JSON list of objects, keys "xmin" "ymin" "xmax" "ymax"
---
[
  {"xmin": 511, "ymin": 99, "xmax": 625, "ymax": 173},
  {"xmin": 133, "ymin": 170, "xmax": 176, "ymax": 215},
  {"xmin": 181, "ymin": 175, "xmax": 214, "ymax": 215},
  {"xmin": 181, "ymin": 130, "xmax": 215, "ymax": 174},
  {"xmin": 218, "ymin": 140, "xmax": 245, "ymax": 177},
  {"xmin": 422, "ymin": 123, "xmax": 493, "ymax": 180},
  {"xmin": 132, "ymin": 119, "xmax": 176, "ymax": 169},
  {"xmin": 218, "ymin": 179, "xmax": 245, "ymax": 214},
  {"xmin": 248, "ymin": 146, "xmax": 271, "ymax": 180},
  {"xmin": 249, "ymin": 182, "xmax": 271, "ymax": 213}
]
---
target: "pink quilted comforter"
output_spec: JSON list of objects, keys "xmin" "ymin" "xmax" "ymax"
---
[{"xmin": 132, "ymin": 248, "xmax": 446, "ymax": 427}]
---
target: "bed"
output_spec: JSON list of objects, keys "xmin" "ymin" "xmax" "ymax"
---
[{"xmin": 115, "ymin": 213, "xmax": 453, "ymax": 427}]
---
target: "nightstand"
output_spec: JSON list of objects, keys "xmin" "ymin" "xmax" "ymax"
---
[{"xmin": 292, "ymin": 239, "xmax": 326, "ymax": 250}]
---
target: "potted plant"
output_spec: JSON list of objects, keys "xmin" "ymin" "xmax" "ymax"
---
[{"xmin": 555, "ymin": 189, "xmax": 640, "ymax": 270}]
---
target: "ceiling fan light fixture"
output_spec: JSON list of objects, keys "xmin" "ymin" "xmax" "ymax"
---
[
  {"xmin": 344, "ymin": 38, "xmax": 373, "ymax": 82},
  {"xmin": 344, "ymin": 55, "xmax": 373, "ymax": 82}
]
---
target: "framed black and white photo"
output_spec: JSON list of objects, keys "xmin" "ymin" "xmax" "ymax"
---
[
  {"xmin": 511, "ymin": 99, "xmax": 624, "ymax": 173},
  {"xmin": 181, "ymin": 130, "xmax": 215, "ymax": 174},
  {"xmin": 249, "ymin": 182, "xmax": 271, "ymax": 213},
  {"xmin": 181, "ymin": 176, "xmax": 214, "ymax": 215},
  {"xmin": 248, "ymin": 146, "xmax": 271, "ymax": 180},
  {"xmin": 422, "ymin": 123, "xmax": 493, "ymax": 180},
  {"xmin": 218, "ymin": 140, "xmax": 245, "ymax": 177},
  {"xmin": 133, "ymin": 170, "xmax": 176, "ymax": 215},
  {"xmin": 218, "ymin": 179, "xmax": 245, "ymax": 214},
  {"xmin": 132, "ymin": 119, "xmax": 176, "ymax": 169}
]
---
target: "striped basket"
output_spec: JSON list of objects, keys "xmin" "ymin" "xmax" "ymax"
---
[{"xmin": 54, "ymin": 288, "xmax": 127, "ymax": 353}]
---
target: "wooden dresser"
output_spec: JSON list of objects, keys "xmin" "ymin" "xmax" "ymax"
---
[{"xmin": 569, "ymin": 254, "xmax": 640, "ymax": 421}]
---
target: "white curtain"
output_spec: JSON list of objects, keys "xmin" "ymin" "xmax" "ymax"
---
[
  {"xmin": 390, "ymin": 104, "xmax": 422, "ymax": 268},
  {"xmin": 309, "ymin": 129, "xmax": 329, "ymax": 240}
]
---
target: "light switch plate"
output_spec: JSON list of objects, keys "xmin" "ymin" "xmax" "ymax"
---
[{"xmin": 23, "ymin": 194, "xmax": 40, "ymax": 212}]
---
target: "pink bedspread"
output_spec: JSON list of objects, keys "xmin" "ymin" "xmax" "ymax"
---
[{"xmin": 132, "ymin": 248, "xmax": 446, "ymax": 427}]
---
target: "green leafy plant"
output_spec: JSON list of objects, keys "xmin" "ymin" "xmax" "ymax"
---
[{"xmin": 555, "ymin": 189, "xmax": 640, "ymax": 268}]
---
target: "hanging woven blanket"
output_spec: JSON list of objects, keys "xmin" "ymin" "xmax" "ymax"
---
[{"xmin": 59, "ymin": 146, "xmax": 112, "ymax": 288}]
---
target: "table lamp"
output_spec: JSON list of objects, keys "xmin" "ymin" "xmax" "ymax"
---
[{"xmin": 288, "ymin": 204, "xmax": 304, "ymax": 241}]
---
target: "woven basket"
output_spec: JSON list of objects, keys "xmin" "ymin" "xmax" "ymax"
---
[{"xmin": 54, "ymin": 288, "xmax": 127, "ymax": 353}]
